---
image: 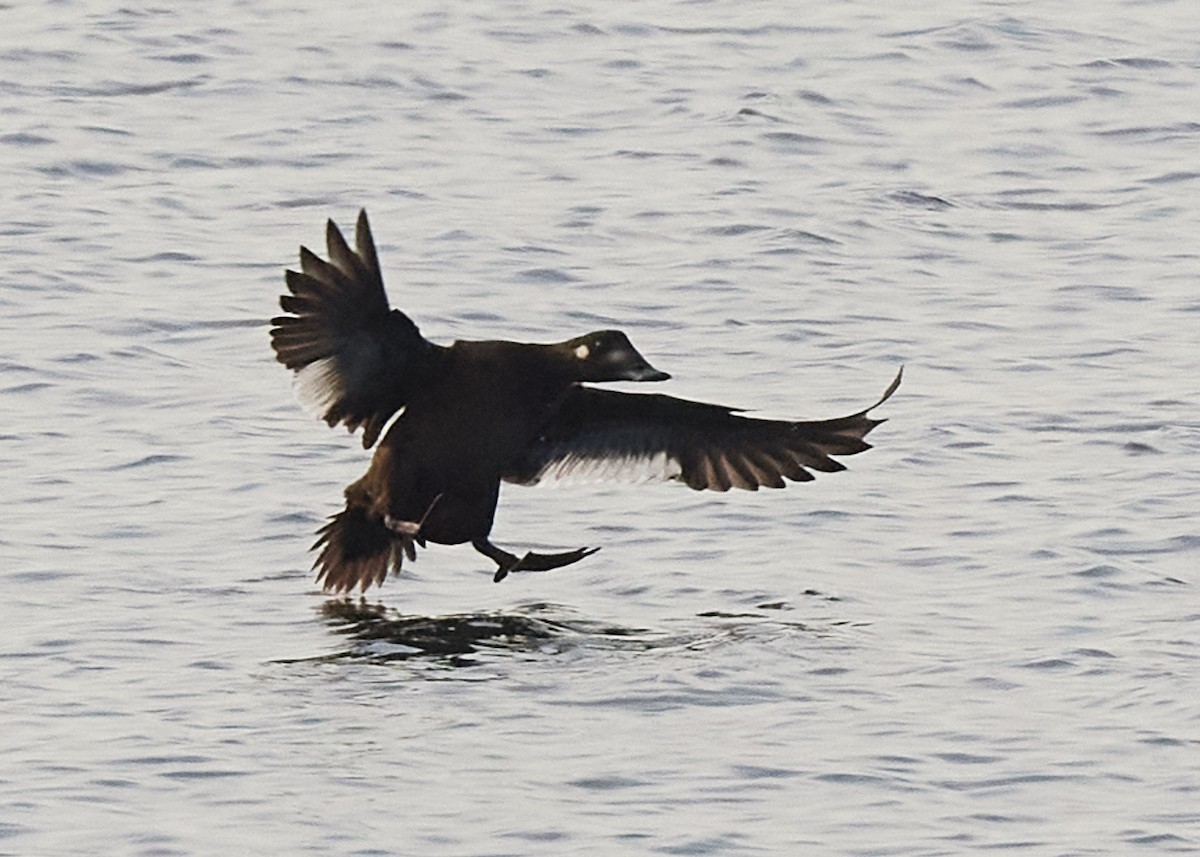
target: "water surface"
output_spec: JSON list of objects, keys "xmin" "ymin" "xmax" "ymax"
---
[{"xmin": 2, "ymin": 1, "xmax": 1198, "ymax": 854}]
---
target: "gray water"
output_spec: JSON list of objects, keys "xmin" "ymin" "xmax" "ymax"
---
[{"xmin": 2, "ymin": 1, "xmax": 1198, "ymax": 854}]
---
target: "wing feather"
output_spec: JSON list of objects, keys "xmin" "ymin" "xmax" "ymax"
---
[
  {"xmin": 505, "ymin": 368, "xmax": 901, "ymax": 491},
  {"xmin": 270, "ymin": 210, "xmax": 444, "ymax": 448}
]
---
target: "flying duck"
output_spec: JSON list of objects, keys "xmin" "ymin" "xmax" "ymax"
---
[{"xmin": 270, "ymin": 211, "xmax": 901, "ymax": 593}]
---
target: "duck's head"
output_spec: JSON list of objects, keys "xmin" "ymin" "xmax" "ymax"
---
[{"xmin": 561, "ymin": 330, "xmax": 670, "ymax": 383}]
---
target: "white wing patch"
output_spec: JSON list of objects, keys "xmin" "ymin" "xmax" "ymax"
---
[
  {"xmin": 292, "ymin": 335, "xmax": 386, "ymax": 419},
  {"xmin": 294, "ymin": 355, "xmax": 344, "ymax": 417},
  {"xmin": 526, "ymin": 450, "xmax": 683, "ymax": 486}
]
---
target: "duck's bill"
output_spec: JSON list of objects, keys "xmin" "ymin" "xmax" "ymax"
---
[{"xmin": 622, "ymin": 364, "xmax": 671, "ymax": 382}]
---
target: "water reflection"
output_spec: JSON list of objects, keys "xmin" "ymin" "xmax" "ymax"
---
[
  {"xmin": 293, "ymin": 599, "xmax": 834, "ymax": 667},
  {"xmin": 310, "ymin": 600, "xmax": 652, "ymax": 665}
]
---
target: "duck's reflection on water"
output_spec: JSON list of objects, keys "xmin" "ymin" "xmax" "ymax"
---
[
  {"xmin": 309, "ymin": 599, "xmax": 652, "ymax": 665},
  {"xmin": 284, "ymin": 598, "xmax": 833, "ymax": 668}
]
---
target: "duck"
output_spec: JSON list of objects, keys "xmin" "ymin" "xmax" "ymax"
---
[{"xmin": 270, "ymin": 211, "xmax": 901, "ymax": 593}]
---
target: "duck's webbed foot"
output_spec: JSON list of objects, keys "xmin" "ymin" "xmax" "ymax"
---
[{"xmin": 472, "ymin": 539, "xmax": 600, "ymax": 583}]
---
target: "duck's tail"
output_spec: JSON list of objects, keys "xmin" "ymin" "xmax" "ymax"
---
[{"xmin": 312, "ymin": 505, "xmax": 402, "ymax": 594}]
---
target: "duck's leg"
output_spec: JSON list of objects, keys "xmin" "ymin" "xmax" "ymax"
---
[
  {"xmin": 383, "ymin": 494, "xmax": 443, "ymax": 561},
  {"xmin": 472, "ymin": 538, "xmax": 600, "ymax": 583}
]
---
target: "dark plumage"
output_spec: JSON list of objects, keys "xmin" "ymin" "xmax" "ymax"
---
[{"xmin": 271, "ymin": 211, "xmax": 900, "ymax": 593}]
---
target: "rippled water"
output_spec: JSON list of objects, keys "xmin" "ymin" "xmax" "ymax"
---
[{"xmin": 3, "ymin": 1, "xmax": 1198, "ymax": 854}]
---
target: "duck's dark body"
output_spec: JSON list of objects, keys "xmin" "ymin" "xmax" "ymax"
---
[
  {"xmin": 271, "ymin": 211, "xmax": 900, "ymax": 593},
  {"xmin": 351, "ymin": 341, "xmax": 576, "ymax": 546}
]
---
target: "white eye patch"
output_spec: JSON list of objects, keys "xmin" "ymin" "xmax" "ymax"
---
[{"xmin": 574, "ymin": 344, "xmax": 590, "ymax": 360}]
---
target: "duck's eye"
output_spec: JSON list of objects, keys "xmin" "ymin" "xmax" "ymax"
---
[{"xmin": 574, "ymin": 344, "xmax": 590, "ymax": 360}]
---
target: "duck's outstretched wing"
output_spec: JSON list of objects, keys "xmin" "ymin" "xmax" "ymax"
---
[
  {"xmin": 505, "ymin": 368, "xmax": 901, "ymax": 491},
  {"xmin": 270, "ymin": 210, "xmax": 444, "ymax": 448}
]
